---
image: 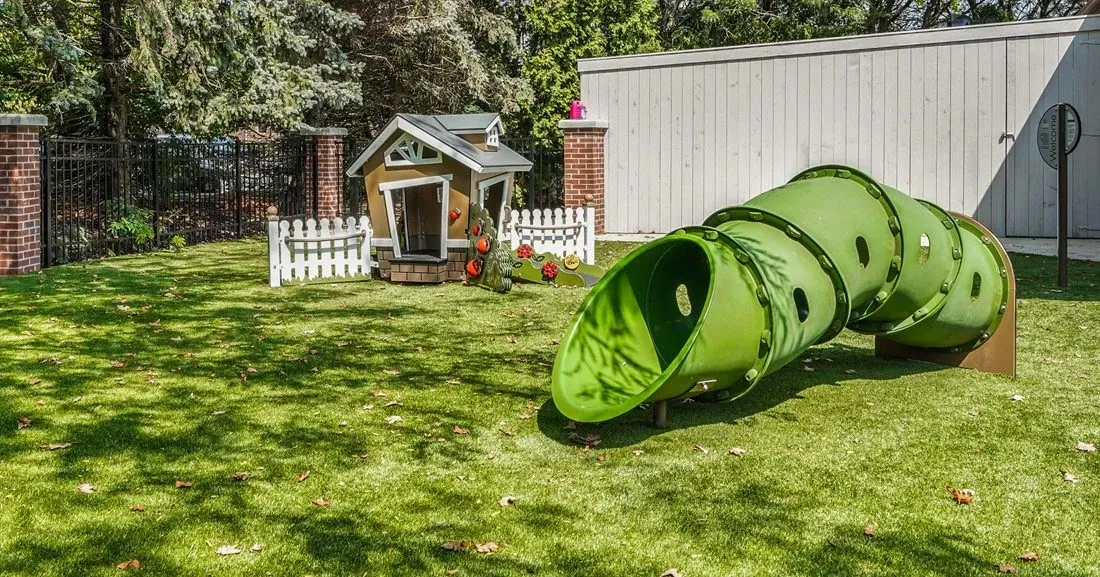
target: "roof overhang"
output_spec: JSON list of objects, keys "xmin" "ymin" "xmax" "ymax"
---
[{"xmin": 345, "ymin": 115, "xmax": 530, "ymax": 176}]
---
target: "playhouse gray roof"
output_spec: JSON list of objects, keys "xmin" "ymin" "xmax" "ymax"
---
[{"xmin": 345, "ymin": 113, "xmax": 532, "ymax": 176}]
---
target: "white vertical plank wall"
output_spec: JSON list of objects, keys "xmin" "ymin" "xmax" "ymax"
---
[{"xmin": 579, "ymin": 15, "xmax": 1100, "ymax": 238}]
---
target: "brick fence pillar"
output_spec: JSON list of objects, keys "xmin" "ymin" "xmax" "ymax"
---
[
  {"xmin": 301, "ymin": 126, "xmax": 348, "ymax": 220},
  {"xmin": 558, "ymin": 119, "xmax": 609, "ymax": 234},
  {"xmin": 0, "ymin": 114, "xmax": 47, "ymax": 276}
]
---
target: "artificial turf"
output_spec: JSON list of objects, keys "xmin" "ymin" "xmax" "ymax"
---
[{"xmin": 0, "ymin": 239, "xmax": 1098, "ymax": 576}]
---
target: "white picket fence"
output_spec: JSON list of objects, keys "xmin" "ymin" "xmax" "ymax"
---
[
  {"xmin": 501, "ymin": 206, "xmax": 596, "ymax": 265},
  {"xmin": 267, "ymin": 214, "xmax": 374, "ymax": 287}
]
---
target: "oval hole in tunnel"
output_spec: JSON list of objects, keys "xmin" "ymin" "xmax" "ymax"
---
[
  {"xmin": 971, "ymin": 273, "xmax": 982, "ymax": 299},
  {"xmin": 918, "ymin": 233, "xmax": 931, "ymax": 264},
  {"xmin": 855, "ymin": 236, "xmax": 870, "ymax": 268},
  {"xmin": 676, "ymin": 284, "xmax": 692, "ymax": 316},
  {"xmin": 793, "ymin": 288, "xmax": 809, "ymax": 323}
]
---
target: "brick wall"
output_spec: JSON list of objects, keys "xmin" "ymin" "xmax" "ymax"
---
[
  {"xmin": 301, "ymin": 127, "xmax": 347, "ymax": 220},
  {"xmin": 559, "ymin": 120, "xmax": 608, "ymax": 234},
  {"xmin": 0, "ymin": 115, "xmax": 47, "ymax": 275}
]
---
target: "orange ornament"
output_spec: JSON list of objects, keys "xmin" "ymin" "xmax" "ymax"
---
[
  {"xmin": 465, "ymin": 259, "xmax": 483, "ymax": 278},
  {"xmin": 476, "ymin": 237, "xmax": 491, "ymax": 254}
]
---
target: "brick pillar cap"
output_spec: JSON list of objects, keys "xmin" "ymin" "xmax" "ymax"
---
[
  {"xmin": 0, "ymin": 114, "xmax": 48, "ymax": 127},
  {"xmin": 299, "ymin": 124, "xmax": 347, "ymax": 136},
  {"xmin": 558, "ymin": 119, "xmax": 608, "ymax": 130}
]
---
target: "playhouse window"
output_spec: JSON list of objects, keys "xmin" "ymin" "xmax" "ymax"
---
[
  {"xmin": 486, "ymin": 125, "xmax": 500, "ymax": 148},
  {"xmin": 385, "ymin": 135, "xmax": 443, "ymax": 167}
]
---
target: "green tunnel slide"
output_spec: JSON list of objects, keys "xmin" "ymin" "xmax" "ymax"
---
[{"xmin": 551, "ymin": 165, "xmax": 1011, "ymax": 423}]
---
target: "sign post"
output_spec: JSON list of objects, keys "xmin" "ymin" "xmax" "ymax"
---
[{"xmin": 1037, "ymin": 102, "xmax": 1080, "ymax": 288}]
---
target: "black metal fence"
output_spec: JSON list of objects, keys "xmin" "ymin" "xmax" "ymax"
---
[
  {"xmin": 41, "ymin": 136, "xmax": 315, "ymax": 266},
  {"xmin": 504, "ymin": 138, "xmax": 564, "ymax": 210}
]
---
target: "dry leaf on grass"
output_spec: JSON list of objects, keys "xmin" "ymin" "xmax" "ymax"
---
[
  {"xmin": 1009, "ymin": 394, "xmax": 1025, "ymax": 402},
  {"xmin": 78, "ymin": 483, "xmax": 96, "ymax": 494},
  {"xmin": 632, "ymin": 450, "xmax": 645, "ymax": 456},
  {"xmin": 996, "ymin": 563, "xmax": 1018, "ymax": 574},
  {"xmin": 312, "ymin": 497, "xmax": 331, "ymax": 507},
  {"xmin": 28, "ymin": 378, "xmax": 42, "ymax": 385},
  {"xmin": 41, "ymin": 442, "xmax": 72, "ymax": 451},
  {"xmin": 385, "ymin": 415, "xmax": 403, "ymax": 424},
  {"xmin": 297, "ymin": 471, "xmax": 310, "ymax": 482},
  {"xmin": 863, "ymin": 525, "xmax": 875, "ymax": 537},
  {"xmin": 174, "ymin": 480, "xmax": 193, "ymax": 489},
  {"xmin": 250, "ymin": 543, "xmax": 264, "ymax": 553},
  {"xmin": 568, "ymin": 432, "xmax": 601, "ymax": 447},
  {"xmin": 728, "ymin": 447, "xmax": 747, "ymax": 456},
  {"xmin": 453, "ymin": 426, "xmax": 469, "ymax": 436},
  {"xmin": 382, "ymin": 369, "xmax": 400, "ymax": 376},
  {"xmin": 1018, "ymin": 552, "xmax": 1039, "ymax": 562},
  {"xmin": 660, "ymin": 569, "xmax": 683, "ymax": 577},
  {"xmin": 844, "ymin": 369, "xmax": 857, "ymax": 375},
  {"xmin": 115, "ymin": 559, "xmax": 141, "ymax": 570},
  {"xmin": 693, "ymin": 445, "xmax": 709, "ymax": 454},
  {"xmin": 475, "ymin": 542, "xmax": 500, "ymax": 554},
  {"xmin": 129, "ymin": 505, "xmax": 145, "ymax": 512},
  {"xmin": 499, "ymin": 496, "xmax": 517, "ymax": 507},
  {"xmin": 947, "ymin": 486, "xmax": 974, "ymax": 504},
  {"xmin": 441, "ymin": 541, "xmax": 471, "ymax": 552},
  {"xmin": 231, "ymin": 472, "xmax": 250, "ymax": 481},
  {"xmin": 215, "ymin": 545, "xmax": 241, "ymax": 556},
  {"xmin": 16, "ymin": 417, "xmax": 30, "ymax": 430},
  {"xmin": 1062, "ymin": 471, "xmax": 1080, "ymax": 484},
  {"xmin": 1076, "ymin": 442, "xmax": 1096, "ymax": 453}
]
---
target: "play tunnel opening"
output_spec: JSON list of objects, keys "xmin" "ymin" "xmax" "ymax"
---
[
  {"xmin": 919, "ymin": 233, "xmax": 931, "ymax": 264},
  {"xmin": 793, "ymin": 288, "xmax": 810, "ymax": 322},
  {"xmin": 552, "ymin": 236, "xmax": 714, "ymax": 421},
  {"xmin": 855, "ymin": 236, "xmax": 870, "ymax": 268},
  {"xmin": 971, "ymin": 272, "xmax": 982, "ymax": 299}
]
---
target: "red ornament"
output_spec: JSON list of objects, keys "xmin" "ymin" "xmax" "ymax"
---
[
  {"xmin": 516, "ymin": 244, "xmax": 533, "ymax": 259},
  {"xmin": 448, "ymin": 208, "xmax": 461, "ymax": 221},
  {"xmin": 465, "ymin": 259, "xmax": 483, "ymax": 278},
  {"xmin": 541, "ymin": 261, "xmax": 559, "ymax": 280},
  {"xmin": 471, "ymin": 224, "xmax": 481, "ymax": 236},
  {"xmin": 476, "ymin": 236, "xmax": 491, "ymax": 254}
]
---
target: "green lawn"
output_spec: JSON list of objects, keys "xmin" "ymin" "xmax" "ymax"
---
[{"xmin": 1, "ymin": 239, "xmax": 1099, "ymax": 577}]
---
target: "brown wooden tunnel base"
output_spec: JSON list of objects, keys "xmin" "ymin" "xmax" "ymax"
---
[{"xmin": 377, "ymin": 249, "xmax": 466, "ymax": 284}]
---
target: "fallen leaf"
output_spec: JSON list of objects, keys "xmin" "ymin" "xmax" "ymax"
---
[
  {"xmin": 335, "ymin": 341, "xmax": 349, "ymax": 347},
  {"xmin": 385, "ymin": 415, "xmax": 403, "ymax": 424},
  {"xmin": 996, "ymin": 563, "xmax": 1018, "ymax": 574},
  {"xmin": 28, "ymin": 378, "xmax": 41, "ymax": 385},
  {"xmin": 693, "ymin": 445, "xmax": 709, "ymax": 454},
  {"xmin": 41, "ymin": 442, "xmax": 72, "ymax": 451},
  {"xmin": 441, "ymin": 541, "xmax": 471, "ymax": 552},
  {"xmin": 211, "ymin": 410, "xmax": 226, "ymax": 416},
  {"xmin": 499, "ymin": 427, "xmax": 516, "ymax": 437},
  {"xmin": 297, "ymin": 471, "xmax": 310, "ymax": 482},
  {"xmin": 453, "ymin": 426, "xmax": 469, "ymax": 436},
  {"xmin": 519, "ymin": 412, "xmax": 532, "ymax": 420},
  {"xmin": 111, "ymin": 361, "xmax": 127, "ymax": 368},
  {"xmin": 1009, "ymin": 394, "xmax": 1025, "ymax": 402},
  {"xmin": 16, "ymin": 417, "xmax": 31, "ymax": 430},
  {"xmin": 563, "ymin": 421, "xmax": 577, "ymax": 430},
  {"xmin": 215, "ymin": 545, "xmax": 242, "ymax": 556},
  {"xmin": 1018, "ymin": 552, "xmax": 1039, "ymax": 562},
  {"xmin": 863, "ymin": 525, "xmax": 875, "ymax": 537},
  {"xmin": 660, "ymin": 569, "xmax": 683, "ymax": 577},
  {"xmin": 446, "ymin": 378, "xmax": 462, "ymax": 385},
  {"xmin": 802, "ymin": 365, "xmax": 815, "ymax": 372},
  {"xmin": 1076, "ymin": 442, "xmax": 1096, "ymax": 453},
  {"xmin": 499, "ymin": 495, "xmax": 517, "ymax": 507},
  {"xmin": 78, "ymin": 483, "xmax": 96, "ymax": 494},
  {"xmin": 728, "ymin": 447, "xmax": 747, "ymax": 456},
  {"xmin": 844, "ymin": 369, "xmax": 857, "ymax": 375},
  {"xmin": 596, "ymin": 455, "xmax": 606, "ymax": 462},
  {"xmin": 232, "ymin": 472, "xmax": 250, "ymax": 481},
  {"xmin": 175, "ymin": 480, "xmax": 193, "ymax": 489},
  {"xmin": 129, "ymin": 505, "xmax": 145, "ymax": 512},
  {"xmin": 382, "ymin": 369, "xmax": 400, "ymax": 376},
  {"xmin": 116, "ymin": 559, "xmax": 141, "ymax": 570},
  {"xmin": 384, "ymin": 400, "xmax": 402, "ymax": 407},
  {"xmin": 475, "ymin": 542, "xmax": 500, "ymax": 554},
  {"xmin": 568, "ymin": 432, "xmax": 601, "ymax": 447},
  {"xmin": 312, "ymin": 497, "xmax": 330, "ymax": 507},
  {"xmin": 632, "ymin": 449, "xmax": 645, "ymax": 456},
  {"xmin": 250, "ymin": 543, "xmax": 264, "ymax": 553},
  {"xmin": 947, "ymin": 486, "xmax": 974, "ymax": 504},
  {"xmin": 1062, "ymin": 471, "xmax": 1079, "ymax": 484}
]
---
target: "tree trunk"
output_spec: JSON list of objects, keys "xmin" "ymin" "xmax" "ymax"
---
[{"xmin": 99, "ymin": 0, "xmax": 127, "ymax": 140}]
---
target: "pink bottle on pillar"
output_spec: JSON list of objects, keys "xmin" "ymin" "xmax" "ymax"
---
[{"xmin": 569, "ymin": 100, "xmax": 586, "ymax": 120}]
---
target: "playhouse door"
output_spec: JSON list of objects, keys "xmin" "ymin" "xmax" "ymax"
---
[{"xmin": 388, "ymin": 183, "xmax": 447, "ymax": 258}]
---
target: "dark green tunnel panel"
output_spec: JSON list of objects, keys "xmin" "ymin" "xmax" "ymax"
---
[
  {"xmin": 881, "ymin": 218, "xmax": 1008, "ymax": 350},
  {"xmin": 714, "ymin": 220, "xmax": 838, "ymax": 375},
  {"xmin": 849, "ymin": 194, "xmax": 964, "ymax": 334},
  {"xmin": 550, "ymin": 231, "xmax": 767, "ymax": 423},
  {"xmin": 550, "ymin": 164, "xmax": 1014, "ymax": 423}
]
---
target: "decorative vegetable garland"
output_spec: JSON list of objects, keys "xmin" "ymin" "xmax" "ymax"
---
[
  {"xmin": 516, "ymin": 244, "xmax": 533, "ymax": 259},
  {"xmin": 541, "ymin": 261, "xmax": 559, "ymax": 280}
]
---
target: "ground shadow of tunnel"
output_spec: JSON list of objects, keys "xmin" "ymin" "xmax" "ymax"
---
[{"xmin": 536, "ymin": 339, "xmax": 945, "ymax": 448}]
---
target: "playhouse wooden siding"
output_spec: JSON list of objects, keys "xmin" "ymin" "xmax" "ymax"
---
[
  {"xmin": 579, "ymin": 15, "xmax": 1100, "ymax": 238},
  {"xmin": 361, "ymin": 131, "xmax": 473, "ymax": 241}
]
